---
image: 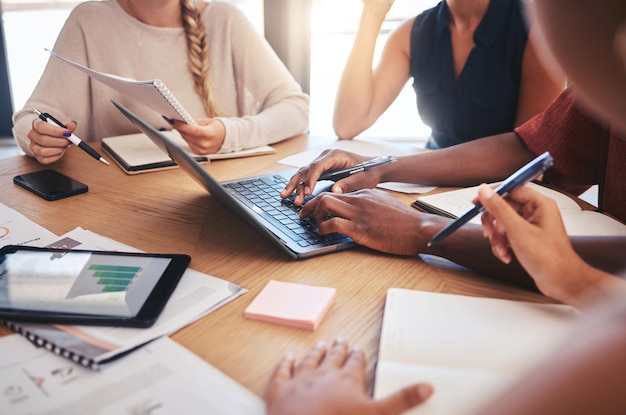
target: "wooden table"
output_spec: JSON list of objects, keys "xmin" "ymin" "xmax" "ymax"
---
[{"xmin": 0, "ymin": 135, "xmax": 552, "ymax": 396}]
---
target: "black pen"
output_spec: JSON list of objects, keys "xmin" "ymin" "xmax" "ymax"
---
[
  {"xmin": 427, "ymin": 152, "xmax": 554, "ymax": 247},
  {"xmin": 34, "ymin": 110, "xmax": 110, "ymax": 166},
  {"xmin": 319, "ymin": 155, "xmax": 397, "ymax": 181}
]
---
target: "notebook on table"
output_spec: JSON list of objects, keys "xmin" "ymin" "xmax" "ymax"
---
[
  {"xmin": 112, "ymin": 99, "xmax": 355, "ymax": 259},
  {"xmin": 413, "ymin": 182, "xmax": 626, "ymax": 236},
  {"xmin": 101, "ymin": 130, "xmax": 275, "ymax": 175},
  {"xmin": 375, "ymin": 288, "xmax": 581, "ymax": 415}
]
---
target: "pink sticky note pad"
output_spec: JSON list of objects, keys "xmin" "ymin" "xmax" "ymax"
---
[{"xmin": 244, "ymin": 280, "xmax": 336, "ymax": 330}]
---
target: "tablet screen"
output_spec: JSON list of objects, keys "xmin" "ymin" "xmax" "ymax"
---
[{"xmin": 0, "ymin": 245, "xmax": 190, "ymax": 327}]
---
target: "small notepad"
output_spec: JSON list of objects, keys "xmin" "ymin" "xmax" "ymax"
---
[{"xmin": 244, "ymin": 280, "xmax": 336, "ymax": 330}]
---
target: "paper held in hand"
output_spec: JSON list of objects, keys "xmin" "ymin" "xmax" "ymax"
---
[{"xmin": 46, "ymin": 49, "xmax": 195, "ymax": 124}]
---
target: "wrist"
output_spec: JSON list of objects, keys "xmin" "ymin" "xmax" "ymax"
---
[
  {"xmin": 413, "ymin": 211, "xmax": 445, "ymax": 255},
  {"xmin": 553, "ymin": 259, "xmax": 611, "ymax": 308},
  {"xmin": 361, "ymin": 4, "xmax": 389, "ymax": 26},
  {"xmin": 378, "ymin": 159, "xmax": 401, "ymax": 183}
]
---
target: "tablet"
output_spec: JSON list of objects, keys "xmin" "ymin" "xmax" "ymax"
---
[{"xmin": 0, "ymin": 245, "xmax": 190, "ymax": 327}]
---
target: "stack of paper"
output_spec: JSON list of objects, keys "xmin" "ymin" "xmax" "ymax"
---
[
  {"xmin": 244, "ymin": 280, "xmax": 336, "ymax": 330},
  {"xmin": 0, "ymin": 203, "xmax": 246, "ymax": 369}
]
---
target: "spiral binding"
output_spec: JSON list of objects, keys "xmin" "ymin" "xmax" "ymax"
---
[
  {"xmin": 153, "ymin": 79, "xmax": 195, "ymax": 125},
  {"xmin": 1, "ymin": 320, "xmax": 100, "ymax": 370}
]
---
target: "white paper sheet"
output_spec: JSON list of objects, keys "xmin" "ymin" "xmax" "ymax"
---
[
  {"xmin": 278, "ymin": 138, "xmax": 435, "ymax": 194},
  {"xmin": 0, "ymin": 203, "xmax": 58, "ymax": 248},
  {"xmin": 4, "ymin": 224, "xmax": 246, "ymax": 368},
  {"xmin": 0, "ymin": 335, "xmax": 265, "ymax": 415}
]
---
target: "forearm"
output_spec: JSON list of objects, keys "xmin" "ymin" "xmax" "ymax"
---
[
  {"xmin": 12, "ymin": 8, "xmax": 92, "ymax": 157},
  {"xmin": 379, "ymin": 132, "xmax": 535, "ymax": 186},
  {"xmin": 566, "ymin": 265, "xmax": 626, "ymax": 309},
  {"xmin": 423, "ymin": 225, "xmax": 626, "ymax": 306},
  {"xmin": 561, "ymin": 237, "xmax": 626, "ymax": 308},
  {"xmin": 333, "ymin": 6, "xmax": 387, "ymax": 138},
  {"xmin": 12, "ymin": 112, "xmax": 36, "ymax": 156},
  {"xmin": 418, "ymin": 218, "xmax": 537, "ymax": 289},
  {"xmin": 218, "ymin": 95, "xmax": 309, "ymax": 152},
  {"xmin": 478, "ymin": 301, "xmax": 626, "ymax": 415},
  {"xmin": 571, "ymin": 236, "xmax": 626, "ymax": 278}
]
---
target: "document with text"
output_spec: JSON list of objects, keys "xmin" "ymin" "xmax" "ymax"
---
[
  {"xmin": 0, "ymin": 203, "xmax": 58, "ymax": 247},
  {"xmin": 0, "ymin": 335, "xmax": 265, "ymax": 415}
]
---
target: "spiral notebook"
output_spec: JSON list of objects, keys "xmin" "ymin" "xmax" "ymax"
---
[{"xmin": 46, "ymin": 49, "xmax": 194, "ymax": 124}]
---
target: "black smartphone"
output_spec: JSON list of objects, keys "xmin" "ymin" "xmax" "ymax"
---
[{"xmin": 13, "ymin": 169, "xmax": 88, "ymax": 201}]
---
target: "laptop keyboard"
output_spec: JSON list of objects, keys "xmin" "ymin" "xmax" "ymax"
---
[{"xmin": 224, "ymin": 175, "xmax": 349, "ymax": 247}]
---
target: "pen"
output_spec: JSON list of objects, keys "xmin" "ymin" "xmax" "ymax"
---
[
  {"xmin": 319, "ymin": 155, "xmax": 397, "ymax": 181},
  {"xmin": 34, "ymin": 109, "xmax": 110, "ymax": 166},
  {"xmin": 427, "ymin": 152, "xmax": 554, "ymax": 247}
]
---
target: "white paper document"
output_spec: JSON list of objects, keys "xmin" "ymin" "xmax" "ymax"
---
[
  {"xmin": 278, "ymin": 137, "xmax": 423, "ymax": 167},
  {"xmin": 14, "ymin": 228, "xmax": 247, "ymax": 368},
  {"xmin": 3, "ymin": 223, "xmax": 247, "ymax": 368},
  {"xmin": 47, "ymin": 49, "xmax": 195, "ymax": 124},
  {"xmin": 0, "ymin": 203, "xmax": 58, "ymax": 248},
  {"xmin": 376, "ymin": 182, "xmax": 436, "ymax": 194},
  {"xmin": 0, "ymin": 334, "xmax": 265, "ymax": 415}
]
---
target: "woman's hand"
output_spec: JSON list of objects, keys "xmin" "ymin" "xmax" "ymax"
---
[
  {"xmin": 280, "ymin": 149, "xmax": 377, "ymax": 206},
  {"xmin": 27, "ymin": 117, "xmax": 76, "ymax": 164},
  {"xmin": 265, "ymin": 339, "xmax": 433, "ymax": 415},
  {"xmin": 299, "ymin": 188, "xmax": 430, "ymax": 255},
  {"xmin": 171, "ymin": 118, "xmax": 226, "ymax": 155},
  {"xmin": 477, "ymin": 184, "xmax": 622, "ymax": 307}
]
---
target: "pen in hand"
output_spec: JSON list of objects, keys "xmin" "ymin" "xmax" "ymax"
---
[
  {"xmin": 426, "ymin": 152, "xmax": 553, "ymax": 247},
  {"xmin": 318, "ymin": 155, "xmax": 397, "ymax": 181},
  {"xmin": 34, "ymin": 109, "xmax": 110, "ymax": 166}
]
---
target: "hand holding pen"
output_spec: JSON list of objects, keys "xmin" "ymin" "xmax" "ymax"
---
[
  {"xmin": 281, "ymin": 151, "xmax": 398, "ymax": 206},
  {"xmin": 317, "ymin": 155, "xmax": 397, "ymax": 181},
  {"xmin": 33, "ymin": 110, "xmax": 109, "ymax": 166},
  {"xmin": 427, "ymin": 152, "xmax": 553, "ymax": 246}
]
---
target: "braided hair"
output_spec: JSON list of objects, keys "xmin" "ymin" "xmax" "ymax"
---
[{"xmin": 180, "ymin": 0, "xmax": 219, "ymax": 116}]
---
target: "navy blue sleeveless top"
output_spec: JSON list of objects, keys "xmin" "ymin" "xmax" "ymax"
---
[{"xmin": 410, "ymin": 0, "xmax": 528, "ymax": 149}]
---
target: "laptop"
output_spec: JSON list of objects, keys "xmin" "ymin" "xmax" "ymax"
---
[{"xmin": 112, "ymin": 100, "xmax": 355, "ymax": 259}]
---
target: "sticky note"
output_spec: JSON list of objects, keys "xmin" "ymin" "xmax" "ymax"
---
[{"xmin": 244, "ymin": 280, "xmax": 336, "ymax": 330}]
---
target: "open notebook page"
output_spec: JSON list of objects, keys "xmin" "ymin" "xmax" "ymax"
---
[
  {"xmin": 375, "ymin": 289, "xmax": 581, "ymax": 415},
  {"xmin": 413, "ymin": 182, "xmax": 626, "ymax": 236}
]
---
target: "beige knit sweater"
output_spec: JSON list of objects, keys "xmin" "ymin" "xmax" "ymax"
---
[{"xmin": 13, "ymin": 0, "xmax": 309, "ymax": 155}]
